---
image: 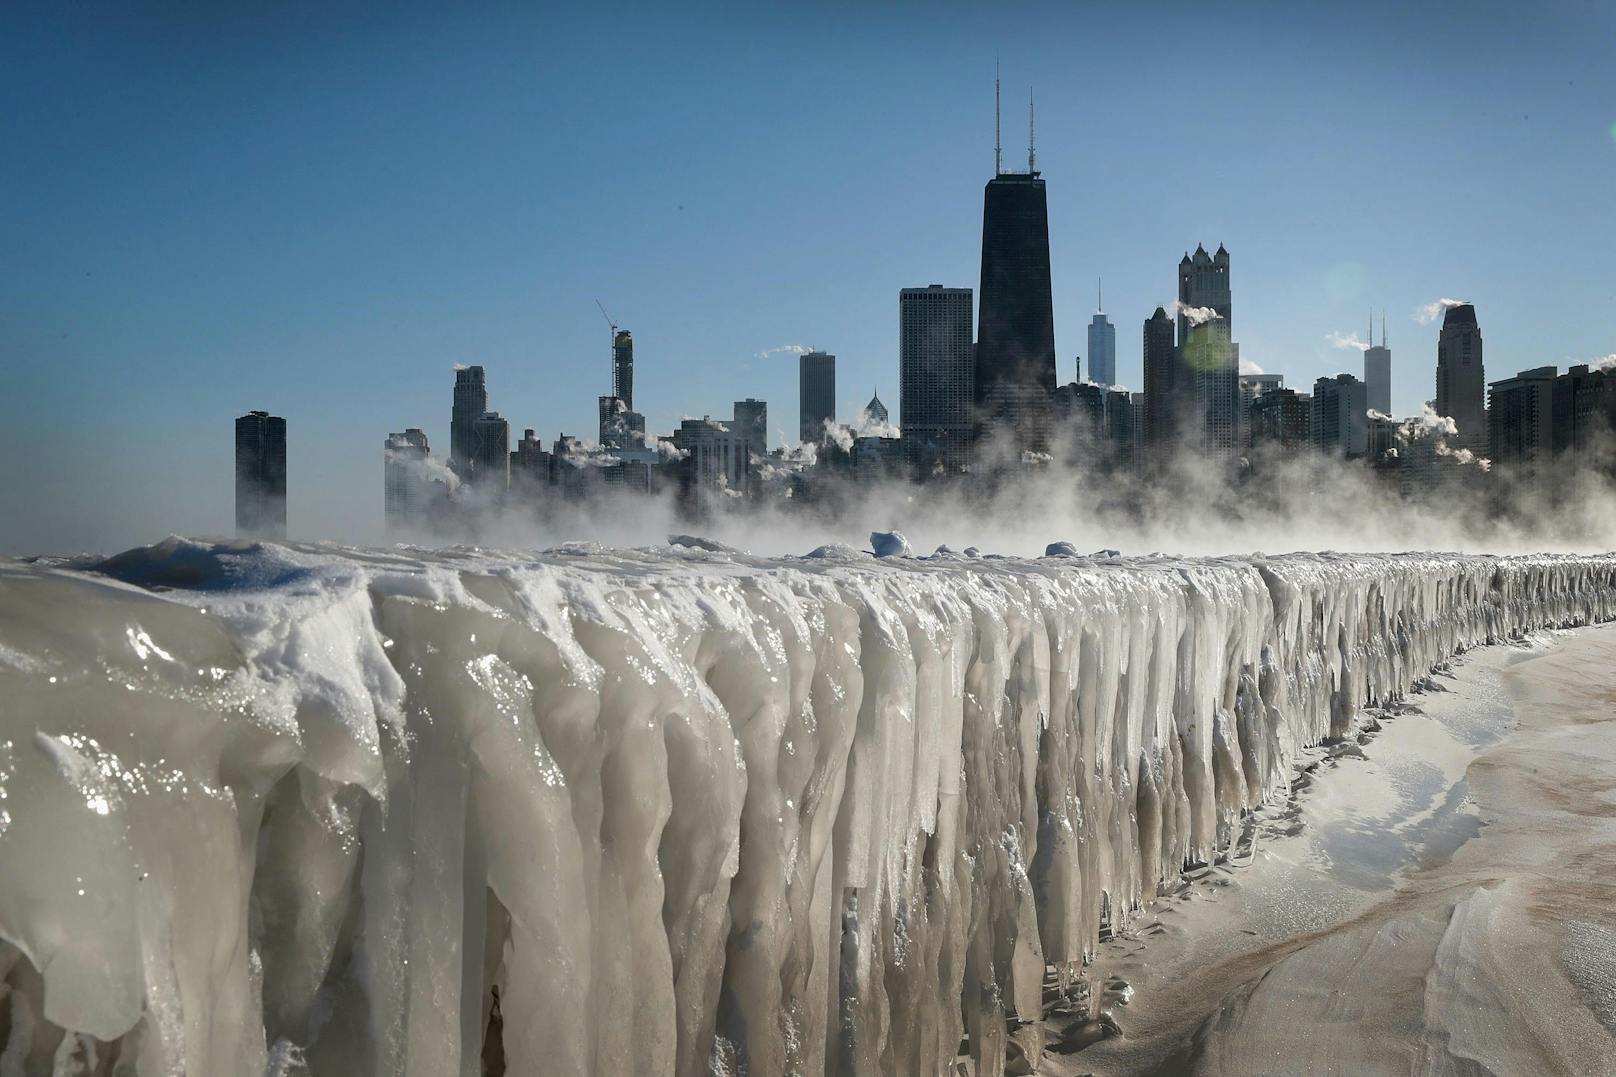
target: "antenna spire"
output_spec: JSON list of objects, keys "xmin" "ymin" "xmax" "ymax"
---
[
  {"xmin": 994, "ymin": 59, "xmax": 1002, "ymax": 175},
  {"xmin": 1097, "ymin": 276, "xmax": 1103, "ymax": 313},
  {"xmin": 1028, "ymin": 85, "xmax": 1036, "ymax": 173}
]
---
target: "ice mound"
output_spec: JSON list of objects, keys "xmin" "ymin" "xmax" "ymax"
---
[
  {"xmin": 1045, "ymin": 541, "xmax": 1079, "ymax": 557},
  {"xmin": 1, "ymin": 543, "xmax": 1614, "ymax": 1075},
  {"xmin": 869, "ymin": 530, "xmax": 912, "ymax": 557}
]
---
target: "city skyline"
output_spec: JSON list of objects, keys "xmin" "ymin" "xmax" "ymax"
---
[{"xmin": 4, "ymin": 2, "xmax": 1616, "ymax": 552}]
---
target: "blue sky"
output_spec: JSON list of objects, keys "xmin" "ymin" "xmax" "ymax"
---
[{"xmin": 3, "ymin": 1, "xmax": 1614, "ymax": 552}]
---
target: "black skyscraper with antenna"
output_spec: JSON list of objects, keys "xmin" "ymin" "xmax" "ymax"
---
[{"xmin": 973, "ymin": 72, "xmax": 1057, "ymax": 454}]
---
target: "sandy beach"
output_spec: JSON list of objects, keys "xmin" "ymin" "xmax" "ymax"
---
[{"xmin": 1048, "ymin": 623, "xmax": 1616, "ymax": 1077}]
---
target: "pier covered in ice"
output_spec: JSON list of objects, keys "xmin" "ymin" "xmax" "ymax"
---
[{"xmin": 1, "ymin": 540, "xmax": 1613, "ymax": 1076}]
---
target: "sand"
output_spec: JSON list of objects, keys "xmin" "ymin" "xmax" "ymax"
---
[{"xmin": 1044, "ymin": 624, "xmax": 1616, "ymax": 1077}]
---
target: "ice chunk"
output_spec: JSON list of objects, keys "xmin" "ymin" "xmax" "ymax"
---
[{"xmin": 869, "ymin": 531, "xmax": 912, "ymax": 557}]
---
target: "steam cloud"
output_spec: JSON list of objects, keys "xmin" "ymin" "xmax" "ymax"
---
[
  {"xmin": 1173, "ymin": 301, "xmax": 1222, "ymax": 326},
  {"xmin": 1238, "ymin": 360, "xmax": 1264, "ymax": 376},
  {"xmin": 1416, "ymin": 298, "xmax": 1469, "ymax": 325},
  {"xmin": 756, "ymin": 344, "xmax": 814, "ymax": 359},
  {"xmin": 1327, "ymin": 330, "xmax": 1371, "ymax": 352}
]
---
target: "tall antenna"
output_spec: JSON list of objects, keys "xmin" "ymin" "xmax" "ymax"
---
[
  {"xmin": 994, "ymin": 59, "xmax": 1002, "ymax": 175},
  {"xmin": 1097, "ymin": 276, "xmax": 1103, "ymax": 313},
  {"xmin": 1368, "ymin": 309, "xmax": 1373, "ymax": 347},
  {"xmin": 1028, "ymin": 85, "xmax": 1036, "ymax": 173}
]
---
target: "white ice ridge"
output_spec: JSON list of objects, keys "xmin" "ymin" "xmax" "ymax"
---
[{"xmin": 1, "ymin": 539, "xmax": 1614, "ymax": 1076}]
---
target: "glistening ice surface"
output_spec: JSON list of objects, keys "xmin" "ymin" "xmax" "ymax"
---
[{"xmin": 1, "ymin": 539, "xmax": 1614, "ymax": 1076}]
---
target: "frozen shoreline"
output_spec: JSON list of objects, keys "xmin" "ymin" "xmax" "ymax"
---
[
  {"xmin": 1062, "ymin": 624, "xmax": 1616, "ymax": 1076},
  {"xmin": 2, "ymin": 540, "xmax": 1615, "ymax": 1076}
]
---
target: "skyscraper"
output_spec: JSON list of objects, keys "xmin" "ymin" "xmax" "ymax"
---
[
  {"xmin": 1487, "ymin": 366, "xmax": 1557, "ymax": 469},
  {"xmin": 1087, "ymin": 282, "xmax": 1116, "ymax": 386},
  {"xmin": 1363, "ymin": 312, "xmax": 1392, "ymax": 416},
  {"xmin": 899, "ymin": 284, "xmax": 974, "ymax": 471},
  {"xmin": 1312, "ymin": 374, "xmax": 1369, "ymax": 457},
  {"xmin": 975, "ymin": 167, "xmax": 1057, "ymax": 451},
  {"xmin": 732, "ymin": 398, "xmax": 768, "ymax": 458},
  {"xmin": 469, "ymin": 411, "xmax": 510, "ymax": 488},
  {"xmin": 1177, "ymin": 244, "xmax": 1238, "ymax": 459},
  {"xmin": 1141, "ymin": 306, "xmax": 1180, "ymax": 463},
  {"xmin": 384, "ymin": 428, "xmax": 433, "ymax": 533},
  {"xmin": 612, "ymin": 329, "xmax": 634, "ymax": 410},
  {"xmin": 451, "ymin": 366, "xmax": 488, "ymax": 471},
  {"xmin": 800, "ymin": 350, "xmax": 836, "ymax": 444},
  {"xmin": 235, "ymin": 410, "xmax": 287, "ymax": 538},
  {"xmin": 1435, "ymin": 303, "xmax": 1486, "ymax": 452}
]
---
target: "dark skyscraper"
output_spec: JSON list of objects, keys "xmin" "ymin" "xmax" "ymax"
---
[
  {"xmin": 1141, "ymin": 306, "xmax": 1180, "ymax": 464},
  {"xmin": 800, "ymin": 350, "xmax": 836, "ymax": 443},
  {"xmin": 1436, "ymin": 303, "xmax": 1486, "ymax": 452},
  {"xmin": 235, "ymin": 410, "xmax": 287, "ymax": 538},
  {"xmin": 974, "ymin": 160, "xmax": 1057, "ymax": 451},
  {"xmin": 451, "ymin": 365, "xmax": 488, "ymax": 470},
  {"xmin": 612, "ymin": 329, "xmax": 634, "ymax": 410},
  {"xmin": 469, "ymin": 411, "xmax": 510, "ymax": 488},
  {"xmin": 899, "ymin": 284, "xmax": 974, "ymax": 470}
]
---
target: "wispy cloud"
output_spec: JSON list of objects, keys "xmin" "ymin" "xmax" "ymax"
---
[
  {"xmin": 1327, "ymin": 330, "xmax": 1370, "ymax": 352},
  {"xmin": 1238, "ymin": 359, "xmax": 1264, "ymax": 376},
  {"xmin": 1592, "ymin": 354, "xmax": 1616, "ymax": 371},
  {"xmin": 1415, "ymin": 298, "xmax": 1468, "ymax": 325},
  {"xmin": 756, "ymin": 344, "xmax": 813, "ymax": 359}
]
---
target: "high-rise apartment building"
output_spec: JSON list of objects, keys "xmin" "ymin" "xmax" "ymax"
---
[
  {"xmin": 383, "ymin": 427, "xmax": 431, "ymax": 532},
  {"xmin": 1311, "ymin": 374, "xmax": 1369, "ymax": 457},
  {"xmin": 451, "ymin": 366, "xmax": 488, "ymax": 470},
  {"xmin": 800, "ymin": 351, "xmax": 836, "ymax": 444},
  {"xmin": 1487, "ymin": 366, "xmax": 1557, "ymax": 469},
  {"xmin": 1435, "ymin": 303, "xmax": 1486, "ymax": 452},
  {"xmin": 1249, "ymin": 388, "xmax": 1312, "ymax": 451},
  {"xmin": 469, "ymin": 411, "xmax": 510, "ymax": 488},
  {"xmin": 899, "ymin": 285, "xmax": 974, "ymax": 471},
  {"xmin": 235, "ymin": 410, "xmax": 287, "ymax": 539}
]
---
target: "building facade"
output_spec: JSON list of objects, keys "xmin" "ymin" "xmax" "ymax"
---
[
  {"xmin": 1487, "ymin": 366, "xmax": 1557, "ymax": 470},
  {"xmin": 799, "ymin": 351, "xmax": 836, "ymax": 444},
  {"xmin": 1311, "ymin": 374, "xmax": 1369, "ymax": 457},
  {"xmin": 469, "ymin": 411, "xmax": 510, "ymax": 488},
  {"xmin": 1249, "ymin": 388, "xmax": 1312, "ymax": 451},
  {"xmin": 1435, "ymin": 303, "xmax": 1486, "ymax": 452},
  {"xmin": 1177, "ymin": 244, "xmax": 1239, "ymax": 460},
  {"xmin": 1141, "ymin": 306, "xmax": 1181, "ymax": 466},
  {"xmin": 235, "ymin": 410, "xmax": 287, "ymax": 538},
  {"xmin": 612, "ymin": 330, "xmax": 634, "ymax": 409},
  {"xmin": 451, "ymin": 366, "xmax": 488, "ymax": 471},
  {"xmin": 383, "ymin": 427, "xmax": 433, "ymax": 532},
  {"xmin": 1363, "ymin": 317, "xmax": 1392, "ymax": 416},
  {"xmin": 899, "ymin": 285, "xmax": 974, "ymax": 472},
  {"xmin": 975, "ymin": 171, "xmax": 1057, "ymax": 453},
  {"xmin": 1087, "ymin": 309, "xmax": 1116, "ymax": 387}
]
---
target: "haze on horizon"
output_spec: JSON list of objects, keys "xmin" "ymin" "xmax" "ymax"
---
[{"xmin": 3, "ymin": 0, "xmax": 1615, "ymax": 555}]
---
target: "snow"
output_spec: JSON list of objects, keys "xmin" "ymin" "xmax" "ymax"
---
[{"xmin": 0, "ymin": 540, "xmax": 1614, "ymax": 1075}]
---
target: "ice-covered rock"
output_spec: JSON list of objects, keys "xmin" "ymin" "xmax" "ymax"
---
[
  {"xmin": 1045, "ymin": 541, "xmax": 1079, "ymax": 557},
  {"xmin": 0, "ymin": 543, "xmax": 1613, "ymax": 1076},
  {"xmin": 869, "ymin": 530, "xmax": 912, "ymax": 557}
]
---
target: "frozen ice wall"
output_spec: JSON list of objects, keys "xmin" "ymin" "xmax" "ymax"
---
[{"xmin": 1, "ymin": 539, "xmax": 1613, "ymax": 1076}]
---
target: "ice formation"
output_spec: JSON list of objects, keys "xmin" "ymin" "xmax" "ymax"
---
[{"xmin": 1, "ymin": 539, "xmax": 1614, "ymax": 1076}]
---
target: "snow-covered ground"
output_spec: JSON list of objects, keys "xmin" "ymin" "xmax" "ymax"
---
[{"xmin": 1, "ymin": 538, "xmax": 1614, "ymax": 1076}]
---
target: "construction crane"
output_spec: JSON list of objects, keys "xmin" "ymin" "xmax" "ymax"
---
[{"xmin": 595, "ymin": 299, "xmax": 617, "ymax": 338}]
